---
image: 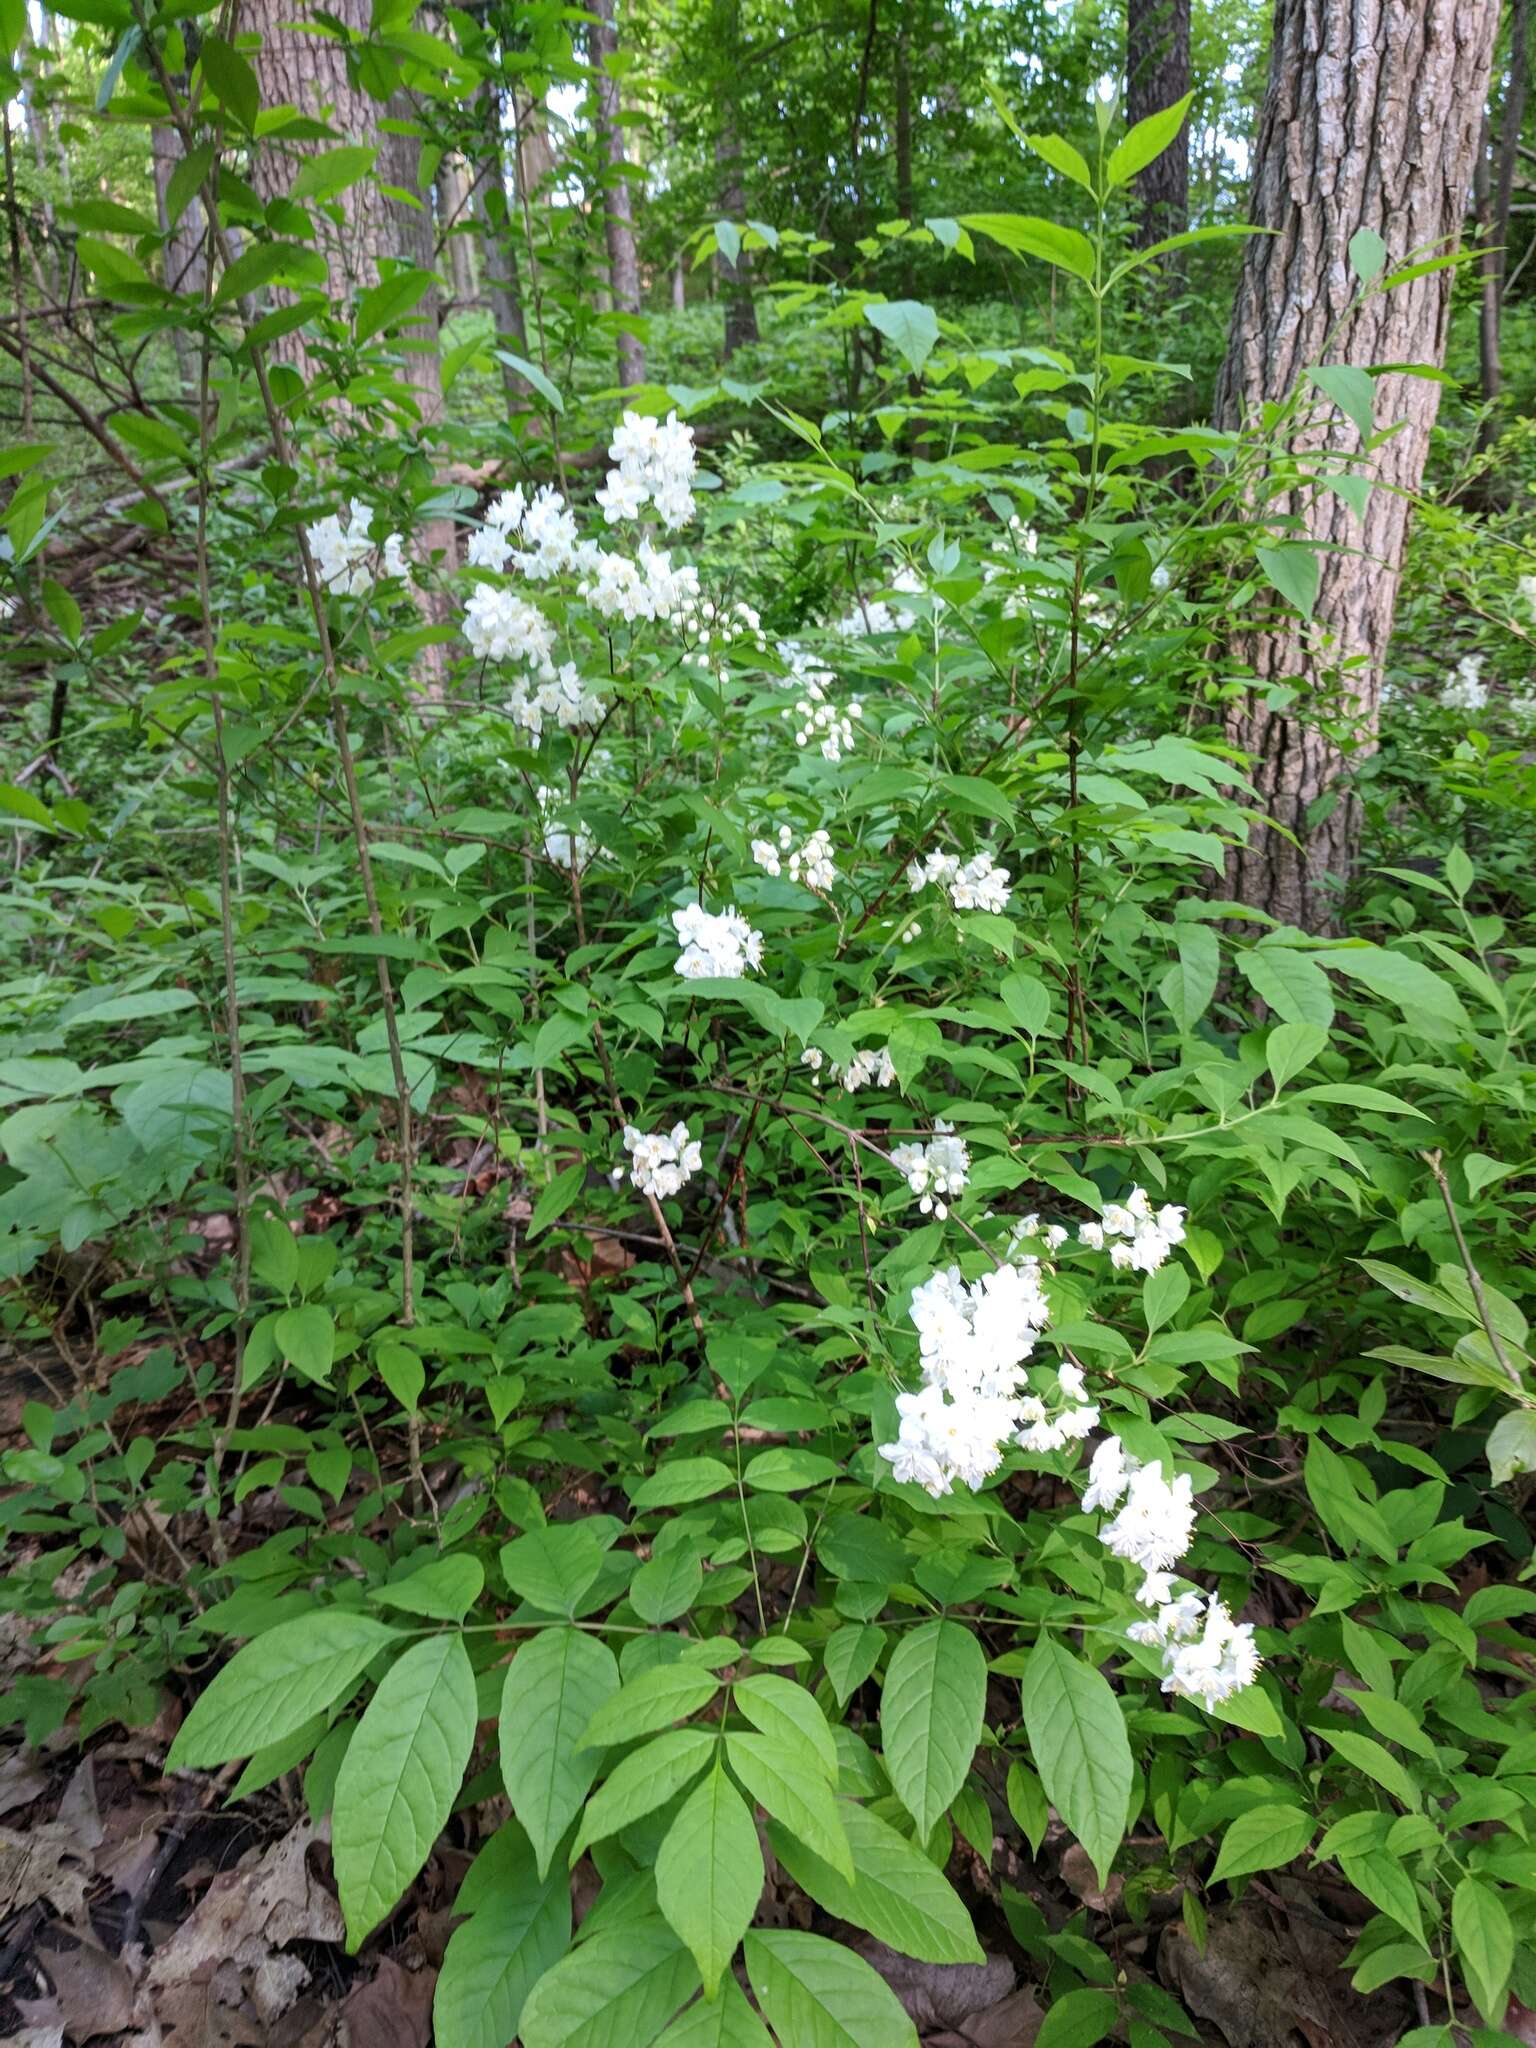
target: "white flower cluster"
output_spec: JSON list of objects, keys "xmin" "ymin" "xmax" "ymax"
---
[
  {"xmin": 752, "ymin": 825, "xmax": 837, "ymax": 890},
  {"xmin": 877, "ymin": 1260, "xmax": 1084, "ymax": 1494},
  {"xmin": 1440, "ymin": 653, "xmax": 1488, "ymax": 713},
  {"xmin": 581, "ymin": 540, "xmax": 701, "ymax": 625},
  {"xmin": 832, "ymin": 569, "xmax": 922, "ymax": 638},
  {"xmin": 800, "ymin": 1045, "xmax": 897, "ymax": 1093},
  {"xmin": 463, "ymin": 585, "xmax": 555, "ymax": 666},
  {"xmin": 671, "ymin": 902, "xmax": 763, "ymax": 979},
  {"xmin": 614, "ymin": 1120, "xmax": 702, "ymax": 1200},
  {"xmin": 597, "ymin": 410, "xmax": 697, "ymax": 529},
  {"xmin": 907, "ymin": 847, "xmax": 1012, "ymax": 915},
  {"xmin": 307, "ymin": 498, "xmax": 408, "ymax": 595},
  {"xmin": 889, "ymin": 1121, "xmax": 970, "ymax": 1217},
  {"xmin": 789, "ymin": 696, "xmax": 862, "ymax": 762},
  {"xmin": 1010, "ymin": 1213, "xmax": 1071, "ymax": 1256},
  {"xmin": 1086, "ymin": 1437, "xmax": 1261, "ymax": 1707},
  {"xmin": 689, "ymin": 596, "xmax": 767, "ymax": 654},
  {"xmin": 1078, "ymin": 1187, "xmax": 1186, "ymax": 1274}
]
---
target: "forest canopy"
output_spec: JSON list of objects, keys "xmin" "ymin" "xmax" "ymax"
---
[{"xmin": 2, "ymin": 0, "xmax": 1536, "ymax": 2044}]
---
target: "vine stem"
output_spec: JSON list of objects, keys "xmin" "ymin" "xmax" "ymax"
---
[{"xmin": 1422, "ymin": 1148, "xmax": 1521, "ymax": 1387}]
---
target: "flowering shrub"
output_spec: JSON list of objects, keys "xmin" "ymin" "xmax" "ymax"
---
[{"xmin": 4, "ymin": 94, "xmax": 1536, "ymax": 2048}]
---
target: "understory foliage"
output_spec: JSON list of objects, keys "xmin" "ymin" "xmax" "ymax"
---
[{"xmin": 4, "ymin": 24, "xmax": 1536, "ymax": 2048}]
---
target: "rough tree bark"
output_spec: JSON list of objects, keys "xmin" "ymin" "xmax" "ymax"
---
[
  {"xmin": 1481, "ymin": 0, "xmax": 1531, "ymax": 402},
  {"xmin": 435, "ymin": 152, "xmax": 478, "ymax": 309},
  {"xmin": 712, "ymin": 0, "xmax": 758, "ymax": 358},
  {"xmin": 1126, "ymin": 0, "xmax": 1190, "ymax": 247},
  {"xmin": 1213, "ymin": 0, "xmax": 1498, "ymax": 932},
  {"xmin": 588, "ymin": 0, "xmax": 645, "ymax": 388},
  {"xmin": 470, "ymin": 79, "xmax": 530, "ymax": 413},
  {"xmin": 245, "ymin": 0, "xmax": 442, "ymax": 425}
]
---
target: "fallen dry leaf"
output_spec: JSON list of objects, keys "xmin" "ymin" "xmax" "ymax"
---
[
  {"xmin": 0, "ymin": 1820, "xmax": 94, "ymax": 1922},
  {"xmin": 331, "ymin": 1957, "xmax": 435, "ymax": 2048},
  {"xmin": 855, "ymin": 1938, "xmax": 1017, "ymax": 2030},
  {"xmin": 0, "ymin": 1748, "xmax": 50, "ymax": 1818},
  {"xmin": 29, "ymin": 1936, "xmax": 138, "ymax": 2041},
  {"xmin": 145, "ymin": 1819, "xmax": 343, "ymax": 1997}
]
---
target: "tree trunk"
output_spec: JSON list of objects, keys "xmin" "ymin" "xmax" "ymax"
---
[
  {"xmin": 587, "ymin": 0, "xmax": 645, "ymax": 388},
  {"xmin": 471, "ymin": 79, "xmax": 530, "ymax": 411},
  {"xmin": 712, "ymin": 0, "xmax": 758, "ymax": 358},
  {"xmin": 895, "ymin": 20, "xmax": 914, "ymax": 292},
  {"xmin": 435, "ymin": 153, "xmax": 478, "ymax": 309},
  {"xmin": 1126, "ymin": 0, "xmax": 1190, "ymax": 249},
  {"xmin": 245, "ymin": 0, "xmax": 442, "ymax": 425},
  {"xmin": 152, "ymin": 120, "xmax": 208, "ymax": 389},
  {"xmin": 1477, "ymin": 114, "xmax": 1500, "ymax": 402},
  {"xmin": 1483, "ymin": 0, "xmax": 1532, "ymax": 404},
  {"xmin": 1213, "ymin": 0, "xmax": 1498, "ymax": 932}
]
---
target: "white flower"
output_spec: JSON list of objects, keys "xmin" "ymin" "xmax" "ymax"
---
[
  {"xmin": 514, "ymin": 486, "xmax": 585, "ymax": 578},
  {"xmin": 1082, "ymin": 1188, "xmax": 1185, "ymax": 1274},
  {"xmin": 1100, "ymin": 1460, "xmax": 1196, "ymax": 1575},
  {"xmin": 906, "ymin": 843, "xmax": 1011, "ymax": 914},
  {"xmin": 878, "ymin": 1260, "xmax": 1054, "ymax": 1496},
  {"xmin": 620, "ymin": 1120, "xmax": 703, "ymax": 1200},
  {"xmin": 1520, "ymin": 571, "xmax": 1536, "ymax": 617},
  {"xmin": 485, "ymin": 486, "xmax": 526, "ymax": 531},
  {"xmin": 467, "ymin": 524, "xmax": 514, "ymax": 572},
  {"xmin": 671, "ymin": 902, "xmax": 763, "ymax": 979},
  {"xmin": 755, "ymin": 823, "xmax": 837, "ymax": 891},
  {"xmin": 463, "ymin": 584, "xmax": 556, "ymax": 668},
  {"xmin": 537, "ymin": 785, "xmax": 603, "ymax": 868},
  {"xmin": 603, "ymin": 409, "xmax": 697, "ymax": 529},
  {"xmin": 508, "ymin": 661, "xmax": 605, "ymax": 736},
  {"xmin": 888, "ymin": 1121, "xmax": 970, "ymax": 1217},
  {"xmin": 1162, "ymin": 1597, "xmax": 1261, "ymax": 1706},
  {"xmin": 1082, "ymin": 1435, "xmax": 1132, "ymax": 1513},
  {"xmin": 1440, "ymin": 653, "xmax": 1488, "ymax": 713},
  {"xmin": 307, "ymin": 498, "xmax": 407, "ymax": 596}
]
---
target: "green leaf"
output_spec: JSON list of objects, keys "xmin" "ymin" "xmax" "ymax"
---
[
  {"xmin": 879, "ymin": 1618, "xmax": 986, "ymax": 1839},
  {"xmin": 434, "ymin": 1824, "xmax": 571, "ymax": 2048},
  {"xmin": 632, "ymin": 1457, "xmax": 736, "ymax": 1508},
  {"xmin": 1308, "ymin": 364, "xmax": 1376, "ymax": 441},
  {"xmin": 958, "ymin": 213, "xmax": 1096, "ymax": 281},
  {"xmin": 200, "ymin": 33, "xmax": 260, "ymax": 131},
  {"xmin": 1161, "ymin": 923, "xmax": 1219, "ymax": 1033},
  {"xmin": 249, "ymin": 1211, "xmax": 298, "ymax": 1295},
  {"xmin": 726, "ymin": 1732, "xmax": 853, "ymax": 1880},
  {"xmin": 369, "ymin": 1554, "xmax": 484, "ymax": 1623},
  {"xmin": 743, "ymin": 1929, "xmax": 919, "ymax": 2048},
  {"xmin": 501, "ymin": 1523, "xmax": 607, "ymax": 1615},
  {"xmin": 823, "ymin": 1625, "xmax": 885, "ymax": 1708},
  {"xmin": 355, "ymin": 268, "xmax": 436, "ymax": 343},
  {"xmin": 1023, "ymin": 131, "xmax": 1096, "ymax": 192},
  {"xmin": 1210, "ymin": 1803, "xmax": 1314, "ymax": 1883},
  {"xmin": 333, "ymin": 1632, "xmax": 476, "ymax": 1949},
  {"xmin": 1327, "ymin": 947, "xmax": 1467, "ymax": 1029},
  {"xmin": 1348, "ymin": 226, "xmax": 1388, "ymax": 282},
  {"xmin": 631, "ymin": 1547, "xmax": 705, "ymax": 1625},
  {"xmin": 573, "ymin": 1729, "xmax": 718, "ymax": 1857},
  {"xmin": 1036, "ymin": 1987, "xmax": 1120, "ymax": 2048},
  {"xmin": 1018, "ymin": 1635, "xmax": 1132, "ymax": 1887},
  {"xmin": 653, "ymin": 1977, "xmax": 774, "ymax": 2045},
  {"xmin": 274, "ymin": 1304, "xmax": 335, "ymax": 1385},
  {"xmin": 1106, "ymin": 93, "xmax": 1193, "ymax": 188},
  {"xmin": 376, "ymin": 1341, "xmax": 426, "ymax": 1415},
  {"xmin": 493, "ymin": 350, "xmax": 566, "ymax": 414},
  {"xmin": 1451, "ymin": 1876, "xmax": 1513, "ymax": 2026},
  {"xmin": 1255, "ymin": 543, "xmax": 1320, "ymax": 619},
  {"xmin": 733, "ymin": 1674, "xmax": 837, "ymax": 1780},
  {"xmin": 499, "ymin": 1627, "xmax": 619, "ymax": 1877},
  {"xmin": 291, "ymin": 144, "xmax": 376, "ymax": 203},
  {"xmin": 1266, "ymin": 1020, "xmax": 1327, "ymax": 1091},
  {"xmin": 1238, "ymin": 947, "xmax": 1335, "ymax": 1027},
  {"xmin": 1339, "ymin": 1849, "xmax": 1427, "ymax": 1948},
  {"xmin": 1324, "ymin": 1730, "xmax": 1422, "ymax": 1809},
  {"xmin": 767, "ymin": 1800, "xmax": 983, "ymax": 1964},
  {"xmin": 519, "ymin": 1914, "xmax": 699, "ymax": 2048},
  {"xmin": 1488, "ymin": 1408, "xmax": 1536, "ymax": 1486},
  {"xmin": 864, "ymin": 299, "xmax": 940, "ymax": 374},
  {"xmin": 529, "ymin": 1159, "xmax": 586, "ymax": 1238},
  {"xmin": 656, "ymin": 1761, "xmax": 763, "ymax": 1996},
  {"xmin": 167, "ymin": 1612, "xmax": 399, "ymax": 1769},
  {"xmin": 999, "ymin": 969, "xmax": 1052, "ymax": 1036},
  {"xmin": 581, "ymin": 1664, "xmax": 721, "ymax": 1750},
  {"xmin": 743, "ymin": 1447, "xmax": 840, "ymax": 1492}
]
